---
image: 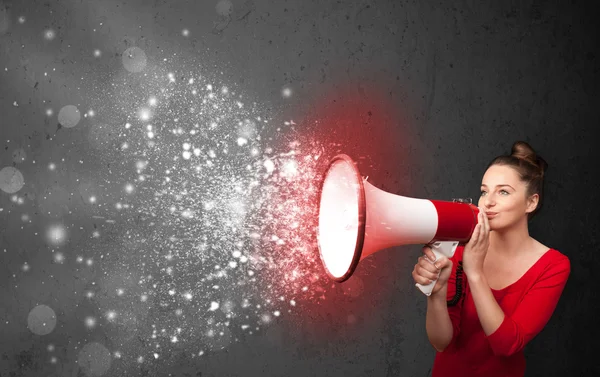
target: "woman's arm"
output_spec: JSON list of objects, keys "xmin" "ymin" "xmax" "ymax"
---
[
  {"xmin": 468, "ymin": 273, "xmax": 505, "ymax": 335},
  {"xmin": 484, "ymin": 257, "xmax": 570, "ymax": 356},
  {"xmin": 425, "ymin": 286, "xmax": 455, "ymax": 352}
]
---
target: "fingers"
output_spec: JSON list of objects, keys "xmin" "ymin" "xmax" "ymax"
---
[
  {"xmin": 412, "ymin": 266, "xmax": 435, "ymax": 285},
  {"xmin": 417, "ymin": 261, "xmax": 439, "ymax": 281},
  {"xmin": 422, "ymin": 245, "xmax": 436, "ymax": 261},
  {"xmin": 478, "ymin": 208, "xmax": 489, "ymax": 243}
]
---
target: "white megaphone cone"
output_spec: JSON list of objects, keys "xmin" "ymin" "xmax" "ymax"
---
[{"xmin": 317, "ymin": 154, "xmax": 479, "ymax": 296}]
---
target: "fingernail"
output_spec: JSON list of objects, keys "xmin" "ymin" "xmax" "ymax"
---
[{"xmin": 434, "ymin": 262, "xmax": 440, "ymax": 270}]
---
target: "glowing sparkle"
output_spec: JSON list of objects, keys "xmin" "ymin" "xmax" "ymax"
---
[
  {"xmin": 84, "ymin": 317, "xmax": 96, "ymax": 329},
  {"xmin": 44, "ymin": 29, "xmax": 55, "ymax": 40},
  {"xmin": 47, "ymin": 224, "xmax": 67, "ymax": 246}
]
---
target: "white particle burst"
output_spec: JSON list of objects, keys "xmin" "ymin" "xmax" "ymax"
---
[
  {"xmin": 139, "ymin": 108, "xmax": 152, "ymax": 121},
  {"xmin": 209, "ymin": 302, "xmax": 219, "ymax": 311},
  {"xmin": 53, "ymin": 253, "xmax": 65, "ymax": 264},
  {"xmin": 47, "ymin": 225, "xmax": 67, "ymax": 246},
  {"xmin": 237, "ymin": 137, "xmax": 247, "ymax": 146},
  {"xmin": 44, "ymin": 29, "xmax": 55, "ymax": 40},
  {"xmin": 263, "ymin": 159, "xmax": 275, "ymax": 173},
  {"xmin": 282, "ymin": 160, "xmax": 298, "ymax": 177},
  {"xmin": 182, "ymin": 29, "xmax": 190, "ymax": 37},
  {"xmin": 84, "ymin": 317, "xmax": 96, "ymax": 329},
  {"xmin": 261, "ymin": 314, "xmax": 271, "ymax": 323},
  {"xmin": 93, "ymin": 49, "xmax": 101, "ymax": 58}
]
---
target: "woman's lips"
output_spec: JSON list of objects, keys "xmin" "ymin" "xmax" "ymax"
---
[{"xmin": 486, "ymin": 212, "xmax": 498, "ymax": 218}]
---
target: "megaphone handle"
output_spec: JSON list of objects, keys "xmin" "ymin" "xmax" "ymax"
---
[
  {"xmin": 415, "ymin": 241, "xmax": 458, "ymax": 296},
  {"xmin": 415, "ymin": 248, "xmax": 445, "ymax": 296}
]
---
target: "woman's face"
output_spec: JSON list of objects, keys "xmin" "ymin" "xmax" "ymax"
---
[{"xmin": 477, "ymin": 164, "xmax": 538, "ymax": 231}]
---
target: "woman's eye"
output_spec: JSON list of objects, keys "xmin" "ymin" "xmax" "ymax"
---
[
  {"xmin": 480, "ymin": 191, "xmax": 486, "ymax": 196},
  {"xmin": 500, "ymin": 190, "xmax": 509, "ymax": 195}
]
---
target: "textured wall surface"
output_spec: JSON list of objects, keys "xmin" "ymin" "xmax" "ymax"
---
[{"xmin": 0, "ymin": 1, "xmax": 598, "ymax": 376}]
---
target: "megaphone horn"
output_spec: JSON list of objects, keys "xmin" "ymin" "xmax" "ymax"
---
[{"xmin": 316, "ymin": 154, "xmax": 480, "ymax": 296}]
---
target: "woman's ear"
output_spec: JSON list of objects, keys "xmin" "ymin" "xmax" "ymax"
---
[{"xmin": 526, "ymin": 193, "xmax": 539, "ymax": 214}]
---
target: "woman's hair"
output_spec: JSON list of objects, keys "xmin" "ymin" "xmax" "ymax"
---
[{"xmin": 485, "ymin": 141, "xmax": 548, "ymax": 220}]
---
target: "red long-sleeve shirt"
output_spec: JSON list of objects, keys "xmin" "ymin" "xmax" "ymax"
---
[{"xmin": 431, "ymin": 245, "xmax": 570, "ymax": 377}]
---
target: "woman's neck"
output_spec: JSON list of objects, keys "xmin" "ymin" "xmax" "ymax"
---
[{"xmin": 488, "ymin": 222, "xmax": 532, "ymax": 257}]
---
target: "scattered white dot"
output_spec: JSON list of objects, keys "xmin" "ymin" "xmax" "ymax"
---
[
  {"xmin": 84, "ymin": 316, "xmax": 96, "ymax": 329},
  {"xmin": 57, "ymin": 105, "xmax": 81, "ymax": 128},
  {"xmin": 27, "ymin": 305, "xmax": 57, "ymax": 335},
  {"xmin": 46, "ymin": 224, "xmax": 67, "ymax": 246},
  {"xmin": 122, "ymin": 47, "xmax": 147, "ymax": 73},
  {"xmin": 93, "ymin": 49, "xmax": 101, "ymax": 57},
  {"xmin": 44, "ymin": 29, "xmax": 55, "ymax": 40},
  {"xmin": 139, "ymin": 108, "xmax": 151, "ymax": 121},
  {"xmin": 53, "ymin": 252, "xmax": 65, "ymax": 264},
  {"xmin": 209, "ymin": 302, "xmax": 219, "ymax": 311},
  {"xmin": 182, "ymin": 29, "xmax": 190, "ymax": 37},
  {"xmin": 0, "ymin": 166, "xmax": 25, "ymax": 194}
]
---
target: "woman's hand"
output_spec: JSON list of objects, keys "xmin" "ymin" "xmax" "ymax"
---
[
  {"xmin": 462, "ymin": 207, "xmax": 491, "ymax": 279},
  {"xmin": 412, "ymin": 245, "xmax": 453, "ymax": 296}
]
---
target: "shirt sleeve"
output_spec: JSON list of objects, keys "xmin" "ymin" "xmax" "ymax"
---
[
  {"xmin": 486, "ymin": 254, "xmax": 571, "ymax": 357},
  {"xmin": 445, "ymin": 247, "xmax": 465, "ymax": 351}
]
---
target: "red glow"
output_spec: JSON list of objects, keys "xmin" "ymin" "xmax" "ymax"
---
[{"xmin": 254, "ymin": 81, "xmax": 421, "ymax": 338}]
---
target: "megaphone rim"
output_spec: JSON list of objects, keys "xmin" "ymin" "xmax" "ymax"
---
[{"xmin": 316, "ymin": 153, "xmax": 366, "ymax": 282}]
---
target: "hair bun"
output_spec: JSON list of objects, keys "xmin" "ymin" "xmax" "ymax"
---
[{"xmin": 511, "ymin": 141, "xmax": 548, "ymax": 175}]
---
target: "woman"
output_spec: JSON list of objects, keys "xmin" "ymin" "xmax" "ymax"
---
[{"xmin": 412, "ymin": 141, "xmax": 570, "ymax": 377}]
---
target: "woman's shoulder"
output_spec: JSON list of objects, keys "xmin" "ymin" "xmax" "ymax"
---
[
  {"xmin": 534, "ymin": 245, "xmax": 571, "ymax": 284},
  {"xmin": 543, "ymin": 247, "xmax": 571, "ymax": 269},
  {"xmin": 535, "ymin": 238, "xmax": 570, "ymax": 266}
]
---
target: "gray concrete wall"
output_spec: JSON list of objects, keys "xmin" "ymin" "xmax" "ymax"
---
[{"xmin": 0, "ymin": 0, "xmax": 597, "ymax": 376}]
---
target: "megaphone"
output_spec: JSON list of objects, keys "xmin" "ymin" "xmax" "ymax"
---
[{"xmin": 316, "ymin": 154, "xmax": 480, "ymax": 296}]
